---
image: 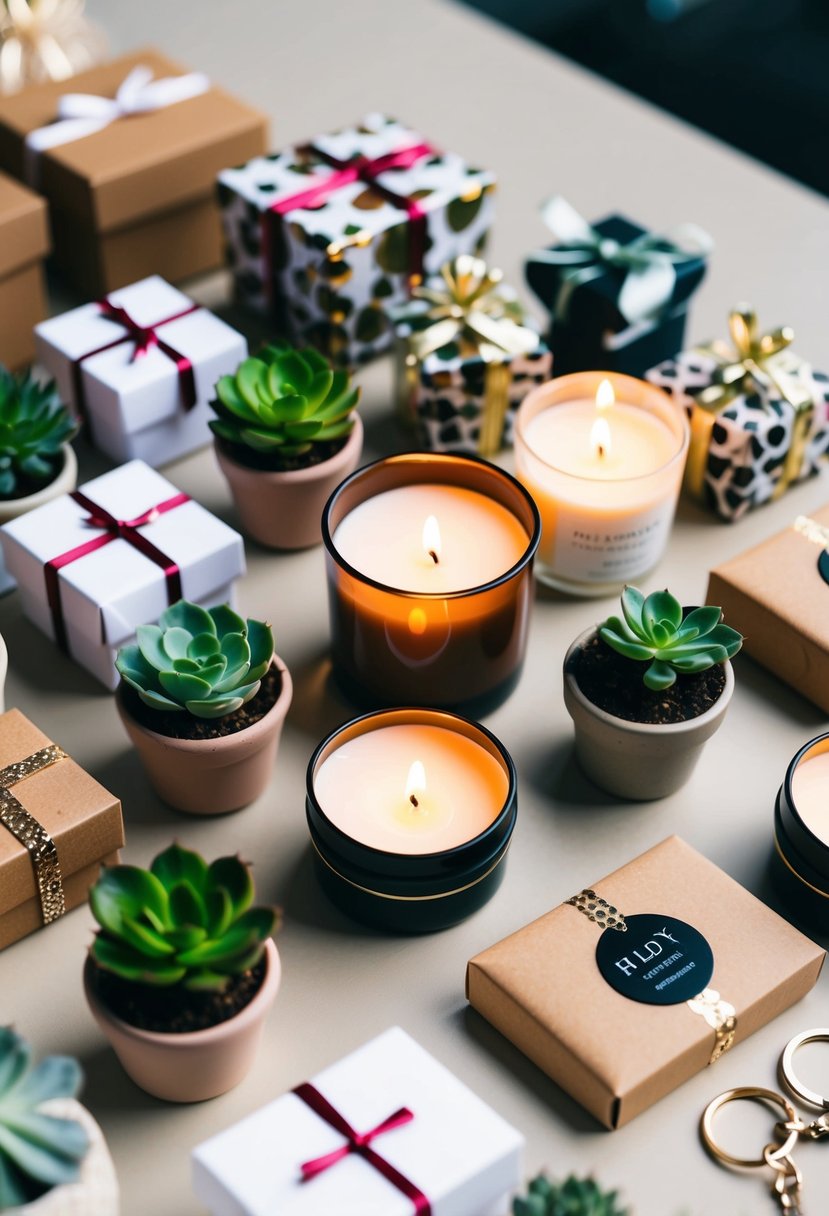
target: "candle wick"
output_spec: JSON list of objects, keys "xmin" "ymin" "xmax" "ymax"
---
[
  {"xmin": 597, "ymin": 444, "xmax": 606, "ymax": 459},
  {"xmin": 409, "ymin": 794, "xmax": 419, "ymax": 808},
  {"xmin": 428, "ymin": 549, "xmax": 439, "ymax": 565}
]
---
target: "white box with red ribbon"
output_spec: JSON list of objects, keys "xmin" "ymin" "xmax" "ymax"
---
[
  {"xmin": 192, "ymin": 1026, "xmax": 524, "ymax": 1216},
  {"xmin": 34, "ymin": 275, "xmax": 247, "ymax": 468},
  {"xmin": 0, "ymin": 459, "xmax": 245, "ymax": 689}
]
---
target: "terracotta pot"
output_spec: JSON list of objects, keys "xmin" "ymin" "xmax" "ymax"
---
[
  {"xmin": 563, "ymin": 627, "xmax": 735, "ymax": 801},
  {"xmin": 214, "ymin": 414, "xmax": 364, "ymax": 550},
  {"xmin": 23, "ymin": 1099, "xmax": 119, "ymax": 1215},
  {"xmin": 84, "ymin": 939, "xmax": 280, "ymax": 1104},
  {"xmin": 116, "ymin": 655, "xmax": 293, "ymax": 815},
  {"xmin": 0, "ymin": 443, "xmax": 78, "ymax": 525}
]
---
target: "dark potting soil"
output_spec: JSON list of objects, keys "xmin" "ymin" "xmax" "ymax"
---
[
  {"xmin": 91, "ymin": 956, "xmax": 266, "ymax": 1034},
  {"xmin": 218, "ymin": 435, "xmax": 348, "ymax": 473},
  {"xmin": 0, "ymin": 459, "xmax": 63, "ymax": 503},
  {"xmin": 121, "ymin": 664, "xmax": 282, "ymax": 740},
  {"xmin": 572, "ymin": 634, "xmax": 726, "ymax": 725}
]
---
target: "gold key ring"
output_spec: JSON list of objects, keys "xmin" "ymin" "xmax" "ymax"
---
[
  {"xmin": 701, "ymin": 1087, "xmax": 800, "ymax": 1169},
  {"xmin": 781, "ymin": 1029, "xmax": 829, "ymax": 1113}
]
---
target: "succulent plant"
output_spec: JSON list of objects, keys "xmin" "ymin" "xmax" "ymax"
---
[
  {"xmin": 89, "ymin": 843, "xmax": 278, "ymax": 992},
  {"xmin": 0, "ymin": 1027, "xmax": 89, "ymax": 1210},
  {"xmin": 598, "ymin": 586, "xmax": 743, "ymax": 691},
  {"xmin": 115, "ymin": 601, "xmax": 274, "ymax": 720},
  {"xmin": 513, "ymin": 1174, "xmax": 628, "ymax": 1216},
  {"xmin": 209, "ymin": 343, "xmax": 360, "ymax": 467},
  {"xmin": 0, "ymin": 367, "xmax": 76, "ymax": 499}
]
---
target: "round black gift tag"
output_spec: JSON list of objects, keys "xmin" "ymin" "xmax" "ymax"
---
[
  {"xmin": 595, "ymin": 913, "xmax": 714, "ymax": 1006},
  {"xmin": 818, "ymin": 548, "xmax": 829, "ymax": 587}
]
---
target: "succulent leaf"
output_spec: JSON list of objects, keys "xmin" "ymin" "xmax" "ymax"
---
[
  {"xmin": 599, "ymin": 585, "xmax": 743, "ymax": 690},
  {"xmin": 88, "ymin": 844, "xmax": 278, "ymax": 992},
  {"xmin": 210, "ymin": 343, "xmax": 360, "ymax": 469},
  {"xmin": 0, "ymin": 368, "xmax": 76, "ymax": 502},
  {"xmin": 116, "ymin": 600, "xmax": 274, "ymax": 721},
  {"xmin": 513, "ymin": 1173, "xmax": 628, "ymax": 1216}
]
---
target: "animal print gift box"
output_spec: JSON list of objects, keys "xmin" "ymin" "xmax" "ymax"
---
[
  {"xmin": 646, "ymin": 306, "xmax": 829, "ymax": 522},
  {"xmin": 217, "ymin": 113, "xmax": 496, "ymax": 367}
]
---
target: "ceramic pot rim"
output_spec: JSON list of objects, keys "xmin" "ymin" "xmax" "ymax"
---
[
  {"xmin": 564, "ymin": 626, "xmax": 735, "ymax": 736},
  {"xmin": 115, "ymin": 654, "xmax": 292, "ymax": 755},
  {"xmin": 215, "ymin": 413, "xmax": 364, "ymax": 487},
  {"xmin": 0, "ymin": 443, "xmax": 77, "ymax": 522},
  {"xmin": 320, "ymin": 451, "xmax": 541, "ymax": 600},
  {"xmin": 84, "ymin": 938, "xmax": 280, "ymax": 1047}
]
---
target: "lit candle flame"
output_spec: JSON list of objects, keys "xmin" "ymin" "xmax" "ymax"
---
[
  {"xmin": 591, "ymin": 415, "xmax": 612, "ymax": 460},
  {"xmin": 422, "ymin": 515, "xmax": 441, "ymax": 565},
  {"xmin": 596, "ymin": 378, "xmax": 615, "ymax": 411},
  {"xmin": 405, "ymin": 760, "xmax": 426, "ymax": 809}
]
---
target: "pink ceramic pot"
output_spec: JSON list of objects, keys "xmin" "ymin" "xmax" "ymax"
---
[
  {"xmin": 84, "ymin": 939, "xmax": 280, "ymax": 1103},
  {"xmin": 215, "ymin": 414, "xmax": 364, "ymax": 549},
  {"xmin": 116, "ymin": 655, "xmax": 293, "ymax": 815}
]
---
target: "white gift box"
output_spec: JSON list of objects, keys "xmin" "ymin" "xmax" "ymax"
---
[
  {"xmin": 0, "ymin": 459, "xmax": 245, "ymax": 689},
  {"xmin": 192, "ymin": 1027, "xmax": 524, "ymax": 1216},
  {"xmin": 35, "ymin": 276, "xmax": 246, "ymax": 468}
]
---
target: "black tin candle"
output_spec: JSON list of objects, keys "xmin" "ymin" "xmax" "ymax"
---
[
  {"xmin": 306, "ymin": 708, "xmax": 518, "ymax": 933},
  {"xmin": 774, "ymin": 733, "xmax": 829, "ymax": 933}
]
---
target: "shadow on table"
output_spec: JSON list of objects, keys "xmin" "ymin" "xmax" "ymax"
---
[
  {"xmin": 731, "ymin": 653, "xmax": 827, "ymax": 731},
  {"xmin": 458, "ymin": 1006, "xmax": 600, "ymax": 1135},
  {"xmin": 520, "ymin": 734, "xmax": 627, "ymax": 812},
  {"xmin": 279, "ymin": 846, "xmax": 385, "ymax": 940},
  {"xmin": 284, "ymin": 647, "xmax": 364, "ymax": 744},
  {"xmin": 79, "ymin": 1044, "xmax": 165, "ymax": 1116},
  {"xmin": 0, "ymin": 612, "xmax": 109, "ymax": 704}
]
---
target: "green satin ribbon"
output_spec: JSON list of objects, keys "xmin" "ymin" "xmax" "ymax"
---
[{"xmin": 532, "ymin": 196, "xmax": 713, "ymax": 324}]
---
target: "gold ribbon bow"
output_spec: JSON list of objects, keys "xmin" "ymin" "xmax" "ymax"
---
[
  {"xmin": 0, "ymin": 744, "xmax": 67, "ymax": 924},
  {"xmin": 396, "ymin": 255, "xmax": 541, "ymax": 456},
  {"xmin": 686, "ymin": 304, "xmax": 816, "ymax": 503},
  {"xmin": 0, "ymin": 0, "xmax": 106, "ymax": 94}
]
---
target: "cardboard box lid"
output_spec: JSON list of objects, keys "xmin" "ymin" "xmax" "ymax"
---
[
  {"xmin": 0, "ymin": 459, "xmax": 246, "ymax": 649},
  {"xmin": 0, "ymin": 48, "xmax": 268, "ymax": 234},
  {"xmin": 467, "ymin": 837, "xmax": 825, "ymax": 1127},
  {"xmin": 0, "ymin": 170, "xmax": 49, "ymax": 279},
  {"xmin": 0, "ymin": 709, "xmax": 123, "ymax": 920},
  {"xmin": 192, "ymin": 1026, "xmax": 524, "ymax": 1215}
]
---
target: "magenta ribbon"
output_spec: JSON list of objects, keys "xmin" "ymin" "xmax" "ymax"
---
[
  {"xmin": 293, "ymin": 1081, "xmax": 431, "ymax": 1214},
  {"xmin": 263, "ymin": 141, "xmax": 435, "ymax": 303},
  {"xmin": 44, "ymin": 488, "xmax": 189, "ymax": 654},
  {"xmin": 70, "ymin": 297, "xmax": 201, "ymax": 432}
]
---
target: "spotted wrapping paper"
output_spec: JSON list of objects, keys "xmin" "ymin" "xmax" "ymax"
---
[
  {"xmin": 216, "ymin": 114, "xmax": 495, "ymax": 367},
  {"xmin": 647, "ymin": 348, "xmax": 829, "ymax": 522}
]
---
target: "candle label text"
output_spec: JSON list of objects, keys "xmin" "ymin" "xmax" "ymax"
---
[
  {"xmin": 595, "ymin": 913, "xmax": 714, "ymax": 1006},
  {"xmin": 552, "ymin": 504, "xmax": 671, "ymax": 583}
]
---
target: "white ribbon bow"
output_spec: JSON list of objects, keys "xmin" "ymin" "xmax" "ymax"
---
[{"xmin": 24, "ymin": 64, "xmax": 210, "ymax": 183}]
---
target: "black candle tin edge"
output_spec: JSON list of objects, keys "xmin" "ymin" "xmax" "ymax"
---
[{"xmin": 777, "ymin": 732, "xmax": 829, "ymax": 881}]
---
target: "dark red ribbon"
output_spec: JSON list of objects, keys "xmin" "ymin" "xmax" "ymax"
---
[
  {"xmin": 263, "ymin": 140, "xmax": 434, "ymax": 307},
  {"xmin": 293, "ymin": 1081, "xmax": 430, "ymax": 1214},
  {"xmin": 44, "ymin": 488, "xmax": 189, "ymax": 654},
  {"xmin": 70, "ymin": 298, "xmax": 201, "ymax": 432}
]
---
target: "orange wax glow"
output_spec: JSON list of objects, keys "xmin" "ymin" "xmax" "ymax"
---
[
  {"xmin": 792, "ymin": 747, "xmax": 829, "ymax": 844},
  {"xmin": 312, "ymin": 723, "xmax": 508, "ymax": 853}
]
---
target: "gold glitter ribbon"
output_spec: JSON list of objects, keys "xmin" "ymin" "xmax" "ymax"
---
[
  {"xmin": 567, "ymin": 887, "xmax": 737, "ymax": 1065},
  {"xmin": 0, "ymin": 744, "xmax": 67, "ymax": 924},
  {"xmin": 685, "ymin": 305, "xmax": 816, "ymax": 503},
  {"xmin": 394, "ymin": 255, "xmax": 541, "ymax": 455},
  {"xmin": 0, "ymin": 0, "xmax": 106, "ymax": 94}
]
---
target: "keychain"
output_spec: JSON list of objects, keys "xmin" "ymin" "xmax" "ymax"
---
[{"xmin": 700, "ymin": 1028, "xmax": 829, "ymax": 1214}]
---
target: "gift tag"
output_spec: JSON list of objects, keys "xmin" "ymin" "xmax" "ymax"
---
[
  {"xmin": 595, "ymin": 913, "xmax": 714, "ymax": 1006},
  {"xmin": 818, "ymin": 548, "xmax": 829, "ymax": 587}
]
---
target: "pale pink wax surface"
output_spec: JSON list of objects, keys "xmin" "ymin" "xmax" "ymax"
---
[
  {"xmin": 313, "ymin": 723, "xmax": 509, "ymax": 853},
  {"xmin": 331, "ymin": 484, "xmax": 528, "ymax": 593},
  {"xmin": 793, "ymin": 750, "xmax": 829, "ymax": 842}
]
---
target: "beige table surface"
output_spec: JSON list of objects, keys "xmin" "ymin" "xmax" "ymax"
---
[{"xmin": 3, "ymin": 1, "xmax": 829, "ymax": 1213}]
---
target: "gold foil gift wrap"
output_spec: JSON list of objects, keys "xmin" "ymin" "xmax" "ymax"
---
[
  {"xmin": 466, "ymin": 836, "xmax": 824, "ymax": 1129},
  {"xmin": 646, "ymin": 306, "xmax": 829, "ymax": 522},
  {"xmin": 0, "ymin": 708, "xmax": 123, "ymax": 949},
  {"xmin": 394, "ymin": 256, "xmax": 551, "ymax": 457}
]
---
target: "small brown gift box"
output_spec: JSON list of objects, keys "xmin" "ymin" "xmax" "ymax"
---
[
  {"xmin": 0, "ymin": 708, "xmax": 124, "ymax": 950},
  {"xmin": 708, "ymin": 506, "xmax": 829, "ymax": 714},
  {"xmin": 466, "ymin": 836, "xmax": 824, "ymax": 1129},
  {"xmin": 0, "ymin": 172, "xmax": 49, "ymax": 370},
  {"xmin": 0, "ymin": 48, "xmax": 267, "ymax": 296}
]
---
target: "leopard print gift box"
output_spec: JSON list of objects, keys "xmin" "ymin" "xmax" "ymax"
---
[
  {"xmin": 647, "ymin": 311, "xmax": 829, "ymax": 522},
  {"xmin": 216, "ymin": 113, "xmax": 495, "ymax": 367}
]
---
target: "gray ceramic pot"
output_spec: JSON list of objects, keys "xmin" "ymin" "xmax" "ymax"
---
[{"xmin": 563, "ymin": 627, "xmax": 734, "ymax": 801}]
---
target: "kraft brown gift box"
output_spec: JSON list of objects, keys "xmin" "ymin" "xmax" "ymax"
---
[
  {"xmin": 0, "ymin": 172, "xmax": 49, "ymax": 370},
  {"xmin": 0, "ymin": 708, "xmax": 124, "ymax": 950},
  {"xmin": 466, "ymin": 837, "xmax": 824, "ymax": 1129},
  {"xmin": 0, "ymin": 48, "xmax": 267, "ymax": 296},
  {"xmin": 708, "ymin": 505, "xmax": 829, "ymax": 715}
]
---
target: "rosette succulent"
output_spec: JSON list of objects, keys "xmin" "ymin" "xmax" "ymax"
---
[
  {"xmin": 115, "ymin": 601, "xmax": 274, "ymax": 719},
  {"xmin": 598, "ymin": 586, "xmax": 743, "ymax": 691},
  {"xmin": 209, "ymin": 343, "xmax": 360, "ymax": 467},
  {"xmin": 513, "ymin": 1174, "xmax": 628, "ymax": 1216},
  {"xmin": 0, "ymin": 366, "xmax": 76, "ymax": 499},
  {"xmin": 0, "ymin": 1027, "xmax": 89, "ymax": 1210},
  {"xmin": 89, "ymin": 843, "xmax": 278, "ymax": 992}
]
